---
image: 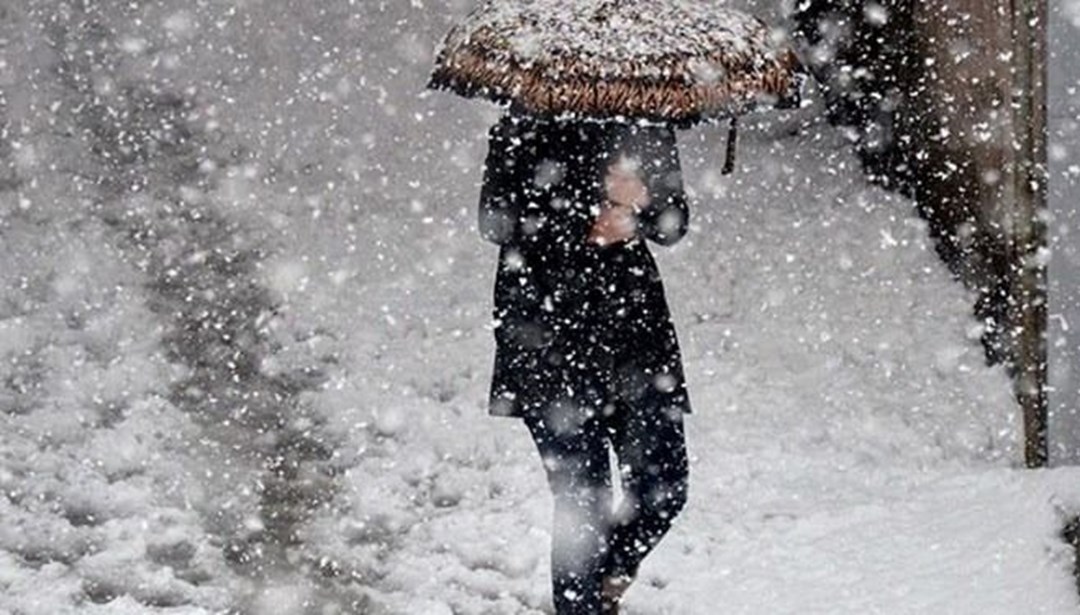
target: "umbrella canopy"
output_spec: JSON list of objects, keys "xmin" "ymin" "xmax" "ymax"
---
[{"xmin": 428, "ymin": 0, "xmax": 805, "ymax": 127}]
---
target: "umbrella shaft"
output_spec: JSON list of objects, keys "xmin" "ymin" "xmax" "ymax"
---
[{"xmin": 723, "ymin": 118, "xmax": 738, "ymax": 175}]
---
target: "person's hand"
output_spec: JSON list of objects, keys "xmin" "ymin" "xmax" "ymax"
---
[
  {"xmin": 587, "ymin": 158, "xmax": 649, "ymax": 246},
  {"xmin": 604, "ymin": 158, "xmax": 650, "ymax": 211},
  {"xmin": 587, "ymin": 202, "xmax": 637, "ymax": 246}
]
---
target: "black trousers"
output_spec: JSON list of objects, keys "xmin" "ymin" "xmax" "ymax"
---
[{"xmin": 522, "ymin": 392, "xmax": 689, "ymax": 614}]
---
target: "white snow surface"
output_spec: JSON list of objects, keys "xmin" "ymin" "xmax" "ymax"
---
[
  {"xmin": 1, "ymin": 1, "xmax": 1079, "ymax": 614},
  {"xmin": 307, "ymin": 124, "xmax": 1080, "ymax": 615}
]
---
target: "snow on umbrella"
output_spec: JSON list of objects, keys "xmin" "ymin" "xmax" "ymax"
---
[{"xmin": 428, "ymin": 0, "xmax": 805, "ymax": 170}]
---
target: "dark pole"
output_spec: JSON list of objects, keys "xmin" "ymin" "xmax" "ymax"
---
[{"xmin": 1011, "ymin": 0, "xmax": 1049, "ymax": 468}]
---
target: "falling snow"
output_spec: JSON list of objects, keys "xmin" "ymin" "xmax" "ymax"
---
[{"xmin": 1, "ymin": 1, "xmax": 1079, "ymax": 614}]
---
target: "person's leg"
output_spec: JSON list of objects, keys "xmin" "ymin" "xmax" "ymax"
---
[
  {"xmin": 601, "ymin": 398, "xmax": 689, "ymax": 586},
  {"xmin": 523, "ymin": 408, "xmax": 613, "ymax": 615}
]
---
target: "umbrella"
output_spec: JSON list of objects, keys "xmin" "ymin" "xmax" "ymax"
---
[{"xmin": 427, "ymin": 0, "xmax": 806, "ymax": 172}]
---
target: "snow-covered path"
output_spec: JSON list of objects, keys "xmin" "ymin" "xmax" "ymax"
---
[{"xmin": 292, "ymin": 123, "xmax": 1080, "ymax": 614}]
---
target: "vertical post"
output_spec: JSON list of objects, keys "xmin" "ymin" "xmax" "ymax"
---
[{"xmin": 1010, "ymin": 0, "xmax": 1049, "ymax": 467}]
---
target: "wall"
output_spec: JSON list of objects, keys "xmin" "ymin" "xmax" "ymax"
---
[{"xmin": 789, "ymin": 0, "xmax": 1058, "ymax": 463}]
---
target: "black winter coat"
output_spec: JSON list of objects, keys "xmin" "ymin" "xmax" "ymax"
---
[{"xmin": 479, "ymin": 111, "xmax": 692, "ymax": 419}]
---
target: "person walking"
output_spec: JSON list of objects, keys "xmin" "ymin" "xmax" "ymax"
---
[
  {"xmin": 433, "ymin": 4, "xmax": 801, "ymax": 612},
  {"xmin": 478, "ymin": 109, "xmax": 692, "ymax": 615}
]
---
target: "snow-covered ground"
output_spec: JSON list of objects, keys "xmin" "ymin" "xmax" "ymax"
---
[
  {"xmin": 2, "ymin": 1, "xmax": 1080, "ymax": 614},
  {"xmin": 307, "ymin": 122, "xmax": 1080, "ymax": 615}
]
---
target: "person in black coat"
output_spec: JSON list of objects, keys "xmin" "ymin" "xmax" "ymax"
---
[{"xmin": 478, "ymin": 109, "xmax": 691, "ymax": 614}]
